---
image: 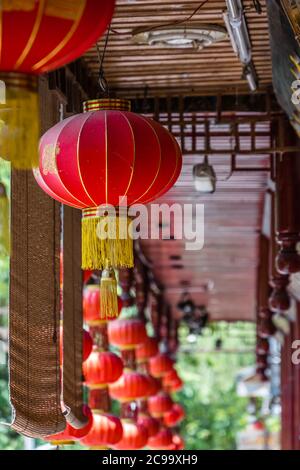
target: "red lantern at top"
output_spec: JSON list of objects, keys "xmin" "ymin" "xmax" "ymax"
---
[
  {"xmin": 35, "ymin": 98, "xmax": 182, "ymax": 319},
  {"xmin": 0, "ymin": 1, "xmax": 115, "ymax": 169}
]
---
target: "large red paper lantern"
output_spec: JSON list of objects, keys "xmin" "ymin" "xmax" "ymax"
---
[
  {"xmin": 83, "ymin": 285, "xmax": 122, "ymax": 325},
  {"xmin": 137, "ymin": 414, "xmax": 160, "ymax": 438},
  {"xmin": 148, "ymin": 392, "xmax": 173, "ymax": 418},
  {"xmin": 36, "ymin": 98, "xmax": 182, "ymax": 321},
  {"xmin": 147, "ymin": 427, "xmax": 173, "ymax": 450},
  {"xmin": 136, "ymin": 337, "xmax": 159, "ymax": 363},
  {"xmin": 36, "ymin": 98, "xmax": 182, "ymax": 266},
  {"xmin": 163, "ymin": 403, "xmax": 185, "ymax": 428},
  {"xmin": 108, "ymin": 318, "xmax": 147, "ymax": 351},
  {"xmin": 81, "ymin": 412, "xmax": 123, "ymax": 449},
  {"xmin": 109, "ymin": 371, "xmax": 150, "ymax": 403},
  {"xmin": 149, "ymin": 354, "xmax": 174, "ymax": 378},
  {"xmin": 83, "ymin": 351, "xmax": 123, "ymax": 388},
  {"xmin": 112, "ymin": 420, "xmax": 148, "ymax": 450},
  {"xmin": 0, "ymin": 1, "xmax": 115, "ymax": 169},
  {"xmin": 45, "ymin": 405, "xmax": 93, "ymax": 445}
]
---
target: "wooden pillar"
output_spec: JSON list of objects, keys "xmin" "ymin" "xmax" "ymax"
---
[
  {"xmin": 275, "ymin": 119, "xmax": 300, "ymax": 275},
  {"xmin": 269, "ymin": 189, "xmax": 291, "ymax": 314}
]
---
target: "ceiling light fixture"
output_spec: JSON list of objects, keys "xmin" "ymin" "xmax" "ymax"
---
[
  {"xmin": 223, "ymin": 0, "xmax": 258, "ymax": 91},
  {"xmin": 193, "ymin": 156, "xmax": 217, "ymax": 194},
  {"xmin": 132, "ymin": 24, "xmax": 228, "ymax": 50}
]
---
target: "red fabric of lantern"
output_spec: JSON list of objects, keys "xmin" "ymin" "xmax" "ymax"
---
[
  {"xmin": 136, "ymin": 337, "xmax": 159, "ymax": 363},
  {"xmin": 149, "ymin": 354, "xmax": 174, "ymax": 378},
  {"xmin": 169, "ymin": 434, "xmax": 185, "ymax": 450},
  {"xmin": 147, "ymin": 375, "xmax": 162, "ymax": 397},
  {"xmin": 163, "ymin": 403, "xmax": 185, "ymax": 428},
  {"xmin": 83, "ymin": 285, "xmax": 122, "ymax": 325},
  {"xmin": 168, "ymin": 377, "xmax": 184, "ymax": 393},
  {"xmin": 137, "ymin": 414, "xmax": 160, "ymax": 438},
  {"xmin": 108, "ymin": 318, "xmax": 147, "ymax": 351},
  {"xmin": 109, "ymin": 371, "xmax": 150, "ymax": 403},
  {"xmin": 0, "ymin": 1, "xmax": 115, "ymax": 75},
  {"xmin": 59, "ymin": 327, "xmax": 93, "ymax": 364},
  {"xmin": 45, "ymin": 405, "xmax": 93, "ymax": 444},
  {"xmin": 83, "ymin": 351, "xmax": 123, "ymax": 388},
  {"xmin": 148, "ymin": 392, "xmax": 173, "ymax": 418},
  {"xmin": 81, "ymin": 412, "xmax": 123, "ymax": 449},
  {"xmin": 147, "ymin": 427, "xmax": 173, "ymax": 450},
  {"xmin": 112, "ymin": 420, "xmax": 148, "ymax": 450}
]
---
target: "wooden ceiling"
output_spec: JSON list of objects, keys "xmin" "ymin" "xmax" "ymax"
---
[
  {"xmin": 84, "ymin": 0, "xmax": 273, "ymax": 96},
  {"xmin": 83, "ymin": 1, "xmax": 274, "ymax": 321}
]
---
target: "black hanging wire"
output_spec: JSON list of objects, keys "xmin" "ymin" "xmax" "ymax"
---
[{"xmin": 96, "ymin": 25, "xmax": 111, "ymax": 96}]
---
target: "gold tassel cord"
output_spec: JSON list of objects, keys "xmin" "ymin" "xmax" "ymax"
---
[
  {"xmin": 100, "ymin": 267, "xmax": 119, "ymax": 321},
  {"xmin": 0, "ymin": 73, "xmax": 39, "ymax": 170},
  {"xmin": 82, "ymin": 212, "xmax": 134, "ymax": 270},
  {"xmin": 0, "ymin": 182, "xmax": 9, "ymax": 256}
]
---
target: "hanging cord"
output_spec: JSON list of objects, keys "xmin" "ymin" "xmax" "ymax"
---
[
  {"xmin": 96, "ymin": 25, "xmax": 111, "ymax": 95},
  {"xmin": 110, "ymin": 0, "xmax": 209, "ymax": 35}
]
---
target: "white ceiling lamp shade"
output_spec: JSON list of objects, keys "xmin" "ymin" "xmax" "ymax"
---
[{"xmin": 132, "ymin": 24, "xmax": 228, "ymax": 51}]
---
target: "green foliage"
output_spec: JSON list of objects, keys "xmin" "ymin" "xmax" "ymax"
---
[{"xmin": 176, "ymin": 322, "xmax": 255, "ymax": 450}]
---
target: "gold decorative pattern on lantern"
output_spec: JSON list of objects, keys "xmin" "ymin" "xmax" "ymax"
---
[
  {"xmin": 42, "ymin": 143, "xmax": 60, "ymax": 175},
  {"xmin": 46, "ymin": 0, "xmax": 87, "ymax": 20},
  {"xmin": 2, "ymin": 0, "xmax": 87, "ymax": 21},
  {"xmin": 2, "ymin": 1, "xmax": 36, "ymax": 11}
]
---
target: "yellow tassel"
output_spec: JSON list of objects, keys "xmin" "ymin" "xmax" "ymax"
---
[
  {"xmin": 82, "ymin": 211, "xmax": 134, "ymax": 270},
  {"xmin": 0, "ymin": 73, "xmax": 39, "ymax": 170},
  {"xmin": 0, "ymin": 182, "xmax": 9, "ymax": 256},
  {"xmin": 100, "ymin": 267, "xmax": 119, "ymax": 320}
]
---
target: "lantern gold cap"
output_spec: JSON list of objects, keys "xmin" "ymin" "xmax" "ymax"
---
[{"xmin": 83, "ymin": 98, "xmax": 131, "ymax": 113}]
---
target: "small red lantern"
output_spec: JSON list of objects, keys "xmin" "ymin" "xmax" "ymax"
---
[
  {"xmin": 83, "ymin": 351, "xmax": 123, "ymax": 388},
  {"xmin": 168, "ymin": 378, "xmax": 184, "ymax": 393},
  {"xmin": 148, "ymin": 392, "xmax": 173, "ymax": 418},
  {"xmin": 83, "ymin": 285, "xmax": 123, "ymax": 325},
  {"xmin": 147, "ymin": 427, "xmax": 173, "ymax": 450},
  {"xmin": 163, "ymin": 403, "xmax": 185, "ymax": 428},
  {"xmin": 163, "ymin": 369, "xmax": 179, "ymax": 386},
  {"xmin": 0, "ymin": 1, "xmax": 115, "ymax": 169},
  {"xmin": 59, "ymin": 327, "xmax": 93, "ymax": 364},
  {"xmin": 45, "ymin": 405, "xmax": 93, "ymax": 445},
  {"xmin": 136, "ymin": 337, "xmax": 159, "ymax": 363},
  {"xmin": 169, "ymin": 434, "xmax": 185, "ymax": 450},
  {"xmin": 149, "ymin": 354, "xmax": 174, "ymax": 378},
  {"xmin": 137, "ymin": 414, "xmax": 160, "ymax": 438},
  {"xmin": 109, "ymin": 371, "xmax": 150, "ymax": 403},
  {"xmin": 108, "ymin": 318, "xmax": 147, "ymax": 351},
  {"xmin": 147, "ymin": 375, "xmax": 162, "ymax": 397},
  {"xmin": 81, "ymin": 412, "xmax": 123, "ymax": 449},
  {"xmin": 112, "ymin": 420, "xmax": 148, "ymax": 450}
]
